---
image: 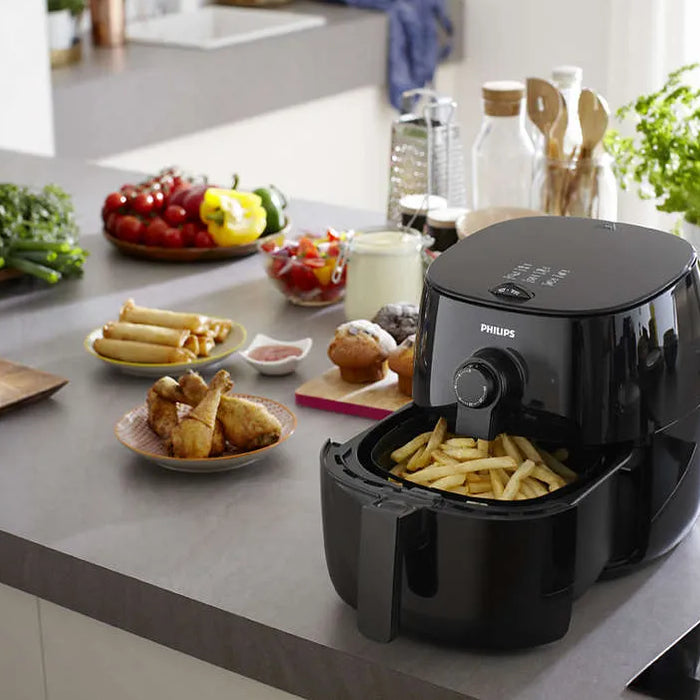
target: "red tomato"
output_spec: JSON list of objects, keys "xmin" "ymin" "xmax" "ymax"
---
[
  {"xmin": 116, "ymin": 215, "xmax": 144, "ymax": 244},
  {"xmin": 143, "ymin": 217, "xmax": 168, "ymax": 247},
  {"xmin": 104, "ymin": 191, "xmax": 127, "ymax": 213},
  {"xmin": 297, "ymin": 237, "xmax": 319, "ymax": 258},
  {"xmin": 151, "ymin": 190, "xmax": 165, "ymax": 211},
  {"xmin": 163, "ymin": 204, "xmax": 187, "ymax": 226},
  {"xmin": 105, "ymin": 213, "xmax": 121, "ymax": 234},
  {"xmin": 166, "ymin": 184, "xmax": 191, "ymax": 208},
  {"xmin": 194, "ymin": 230, "xmax": 216, "ymax": 248},
  {"xmin": 132, "ymin": 192, "xmax": 154, "ymax": 216},
  {"xmin": 180, "ymin": 222, "xmax": 199, "ymax": 247},
  {"xmin": 162, "ymin": 227, "xmax": 184, "ymax": 248},
  {"xmin": 182, "ymin": 185, "xmax": 208, "ymax": 221},
  {"xmin": 290, "ymin": 264, "xmax": 317, "ymax": 292},
  {"xmin": 326, "ymin": 243, "xmax": 340, "ymax": 258}
]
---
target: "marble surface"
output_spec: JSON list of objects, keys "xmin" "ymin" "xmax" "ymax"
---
[{"xmin": 1, "ymin": 149, "xmax": 700, "ymax": 700}]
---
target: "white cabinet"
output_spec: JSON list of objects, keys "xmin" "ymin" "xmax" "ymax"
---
[{"xmin": 0, "ymin": 582, "xmax": 46, "ymax": 700}]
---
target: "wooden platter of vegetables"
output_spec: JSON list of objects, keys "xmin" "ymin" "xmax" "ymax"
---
[
  {"xmin": 0, "ymin": 183, "xmax": 88, "ymax": 284},
  {"xmin": 101, "ymin": 168, "xmax": 290, "ymax": 262}
]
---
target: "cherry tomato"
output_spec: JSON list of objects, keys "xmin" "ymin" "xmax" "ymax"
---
[
  {"xmin": 104, "ymin": 191, "xmax": 127, "ymax": 213},
  {"xmin": 162, "ymin": 227, "xmax": 184, "ymax": 248},
  {"xmin": 105, "ymin": 213, "xmax": 121, "ymax": 234},
  {"xmin": 116, "ymin": 215, "xmax": 144, "ymax": 244},
  {"xmin": 133, "ymin": 192, "xmax": 155, "ymax": 216},
  {"xmin": 143, "ymin": 217, "xmax": 168, "ymax": 247},
  {"xmin": 180, "ymin": 222, "xmax": 199, "ymax": 247},
  {"xmin": 163, "ymin": 204, "xmax": 187, "ymax": 226},
  {"xmin": 194, "ymin": 230, "xmax": 216, "ymax": 248},
  {"xmin": 290, "ymin": 264, "xmax": 317, "ymax": 292},
  {"xmin": 151, "ymin": 190, "xmax": 165, "ymax": 212}
]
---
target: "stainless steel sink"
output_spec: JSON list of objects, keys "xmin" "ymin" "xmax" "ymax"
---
[{"xmin": 126, "ymin": 6, "xmax": 326, "ymax": 50}]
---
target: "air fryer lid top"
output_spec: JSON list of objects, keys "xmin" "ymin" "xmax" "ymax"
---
[{"xmin": 427, "ymin": 217, "xmax": 697, "ymax": 315}]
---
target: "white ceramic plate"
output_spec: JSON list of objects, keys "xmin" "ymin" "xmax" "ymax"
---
[
  {"xmin": 84, "ymin": 322, "xmax": 247, "ymax": 377},
  {"xmin": 114, "ymin": 394, "xmax": 296, "ymax": 473},
  {"xmin": 239, "ymin": 333, "xmax": 312, "ymax": 376}
]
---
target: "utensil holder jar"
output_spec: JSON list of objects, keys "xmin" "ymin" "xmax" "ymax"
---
[{"xmin": 531, "ymin": 152, "xmax": 617, "ymax": 220}]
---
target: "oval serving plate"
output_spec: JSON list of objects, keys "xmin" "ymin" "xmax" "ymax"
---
[
  {"xmin": 84, "ymin": 322, "xmax": 246, "ymax": 377},
  {"xmin": 102, "ymin": 219, "xmax": 291, "ymax": 262},
  {"xmin": 114, "ymin": 395, "xmax": 296, "ymax": 473}
]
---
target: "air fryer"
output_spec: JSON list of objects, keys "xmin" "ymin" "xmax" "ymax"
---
[{"xmin": 321, "ymin": 217, "xmax": 700, "ymax": 649}]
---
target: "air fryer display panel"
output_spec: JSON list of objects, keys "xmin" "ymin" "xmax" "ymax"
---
[{"xmin": 427, "ymin": 217, "xmax": 696, "ymax": 316}]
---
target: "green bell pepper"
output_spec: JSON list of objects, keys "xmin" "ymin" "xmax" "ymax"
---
[{"xmin": 254, "ymin": 184, "xmax": 288, "ymax": 234}]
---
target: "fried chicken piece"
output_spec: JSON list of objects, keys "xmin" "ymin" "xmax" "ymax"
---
[
  {"xmin": 169, "ymin": 380, "xmax": 223, "ymax": 459},
  {"xmin": 217, "ymin": 395, "xmax": 282, "ymax": 451},
  {"xmin": 151, "ymin": 376, "xmax": 188, "ymax": 403},
  {"xmin": 178, "ymin": 370, "xmax": 281, "ymax": 451},
  {"xmin": 210, "ymin": 420, "xmax": 225, "ymax": 457},
  {"xmin": 146, "ymin": 385, "xmax": 179, "ymax": 439}
]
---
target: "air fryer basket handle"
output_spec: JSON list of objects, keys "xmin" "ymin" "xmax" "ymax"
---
[{"xmin": 357, "ymin": 500, "xmax": 419, "ymax": 642}]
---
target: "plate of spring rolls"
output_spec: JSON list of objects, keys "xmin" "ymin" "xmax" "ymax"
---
[
  {"xmin": 84, "ymin": 299, "xmax": 246, "ymax": 377},
  {"xmin": 115, "ymin": 369, "xmax": 296, "ymax": 472}
]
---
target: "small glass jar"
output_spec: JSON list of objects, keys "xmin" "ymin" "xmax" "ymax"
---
[
  {"xmin": 426, "ymin": 207, "xmax": 469, "ymax": 252},
  {"xmin": 531, "ymin": 153, "xmax": 618, "ymax": 219},
  {"xmin": 340, "ymin": 227, "xmax": 431, "ymax": 321},
  {"xmin": 471, "ymin": 81, "xmax": 535, "ymax": 210},
  {"xmin": 399, "ymin": 194, "xmax": 447, "ymax": 232}
]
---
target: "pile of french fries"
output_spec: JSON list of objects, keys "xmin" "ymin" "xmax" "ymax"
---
[{"xmin": 388, "ymin": 417, "xmax": 577, "ymax": 501}]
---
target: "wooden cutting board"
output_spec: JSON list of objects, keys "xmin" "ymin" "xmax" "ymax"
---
[
  {"xmin": 0, "ymin": 359, "xmax": 68, "ymax": 414},
  {"xmin": 295, "ymin": 367, "xmax": 411, "ymax": 420}
]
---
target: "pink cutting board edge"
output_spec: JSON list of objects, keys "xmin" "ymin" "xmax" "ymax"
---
[{"xmin": 294, "ymin": 393, "xmax": 394, "ymax": 420}]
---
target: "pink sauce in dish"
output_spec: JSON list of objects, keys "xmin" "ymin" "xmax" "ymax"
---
[{"xmin": 249, "ymin": 345, "xmax": 303, "ymax": 362}]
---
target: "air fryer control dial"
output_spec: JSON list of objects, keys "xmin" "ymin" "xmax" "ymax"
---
[{"xmin": 453, "ymin": 362, "xmax": 498, "ymax": 408}]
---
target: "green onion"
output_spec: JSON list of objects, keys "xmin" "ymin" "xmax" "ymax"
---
[
  {"xmin": 10, "ymin": 240, "xmax": 72, "ymax": 253},
  {"xmin": 6, "ymin": 256, "xmax": 61, "ymax": 284}
]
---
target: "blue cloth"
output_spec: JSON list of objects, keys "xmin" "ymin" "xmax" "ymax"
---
[{"xmin": 330, "ymin": 0, "xmax": 453, "ymax": 110}]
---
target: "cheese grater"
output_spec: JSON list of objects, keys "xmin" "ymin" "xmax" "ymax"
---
[{"xmin": 386, "ymin": 89, "xmax": 467, "ymax": 225}]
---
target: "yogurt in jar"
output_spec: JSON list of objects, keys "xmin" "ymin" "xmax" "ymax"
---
[{"xmin": 343, "ymin": 229, "xmax": 426, "ymax": 321}]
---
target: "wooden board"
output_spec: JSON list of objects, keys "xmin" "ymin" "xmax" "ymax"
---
[
  {"xmin": 295, "ymin": 367, "xmax": 411, "ymax": 420},
  {"xmin": 0, "ymin": 359, "xmax": 68, "ymax": 414}
]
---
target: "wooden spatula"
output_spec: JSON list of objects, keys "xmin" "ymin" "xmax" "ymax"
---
[
  {"xmin": 526, "ymin": 78, "xmax": 560, "ymax": 141},
  {"xmin": 578, "ymin": 88, "xmax": 610, "ymax": 159},
  {"xmin": 547, "ymin": 91, "xmax": 567, "ymax": 160}
]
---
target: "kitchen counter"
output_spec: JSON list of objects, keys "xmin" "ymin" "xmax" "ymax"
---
[
  {"xmin": 1, "ymin": 148, "xmax": 700, "ymax": 700},
  {"xmin": 51, "ymin": 0, "xmax": 465, "ymax": 160}
]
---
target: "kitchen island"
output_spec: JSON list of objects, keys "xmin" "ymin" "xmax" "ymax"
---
[{"xmin": 0, "ymin": 149, "xmax": 699, "ymax": 700}]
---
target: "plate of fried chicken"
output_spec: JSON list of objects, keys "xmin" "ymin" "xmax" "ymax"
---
[{"xmin": 115, "ymin": 369, "xmax": 296, "ymax": 472}]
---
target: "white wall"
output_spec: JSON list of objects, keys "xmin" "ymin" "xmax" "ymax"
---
[{"xmin": 0, "ymin": 0, "xmax": 55, "ymax": 156}]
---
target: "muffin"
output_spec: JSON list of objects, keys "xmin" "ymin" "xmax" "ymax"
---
[
  {"xmin": 372, "ymin": 302, "xmax": 419, "ymax": 344},
  {"xmin": 328, "ymin": 320, "xmax": 397, "ymax": 383},
  {"xmin": 388, "ymin": 334, "xmax": 416, "ymax": 396}
]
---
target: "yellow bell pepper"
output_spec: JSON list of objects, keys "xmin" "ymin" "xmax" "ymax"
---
[{"xmin": 199, "ymin": 188, "xmax": 267, "ymax": 246}]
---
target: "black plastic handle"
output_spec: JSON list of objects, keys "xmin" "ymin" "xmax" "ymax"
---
[{"xmin": 357, "ymin": 499, "xmax": 419, "ymax": 643}]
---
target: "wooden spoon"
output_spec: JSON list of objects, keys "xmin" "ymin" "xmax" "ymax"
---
[
  {"xmin": 578, "ymin": 88, "xmax": 610, "ymax": 159},
  {"xmin": 547, "ymin": 91, "xmax": 567, "ymax": 160},
  {"xmin": 526, "ymin": 78, "xmax": 561, "ymax": 140}
]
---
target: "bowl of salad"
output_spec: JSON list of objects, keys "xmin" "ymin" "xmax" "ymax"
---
[{"xmin": 258, "ymin": 229, "xmax": 347, "ymax": 306}]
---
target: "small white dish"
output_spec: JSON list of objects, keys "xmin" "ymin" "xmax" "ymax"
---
[{"xmin": 239, "ymin": 334, "xmax": 312, "ymax": 376}]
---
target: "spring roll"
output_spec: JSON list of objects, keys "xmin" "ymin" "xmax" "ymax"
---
[
  {"xmin": 208, "ymin": 317, "xmax": 233, "ymax": 342},
  {"xmin": 103, "ymin": 321, "xmax": 190, "ymax": 348},
  {"xmin": 119, "ymin": 299, "xmax": 209, "ymax": 334},
  {"xmin": 94, "ymin": 337, "xmax": 196, "ymax": 364}
]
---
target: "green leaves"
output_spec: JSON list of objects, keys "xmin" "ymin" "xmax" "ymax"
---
[
  {"xmin": 0, "ymin": 183, "xmax": 87, "ymax": 283},
  {"xmin": 605, "ymin": 63, "xmax": 700, "ymax": 223}
]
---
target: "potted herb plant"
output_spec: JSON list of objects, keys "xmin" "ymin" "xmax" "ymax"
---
[
  {"xmin": 605, "ymin": 63, "xmax": 700, "ymax": 249},
  {"xmin": 47, "ymin": 0, "xmax": 85, "ymax": 52}
]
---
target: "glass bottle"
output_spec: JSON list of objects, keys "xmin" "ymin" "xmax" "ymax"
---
[
  {"xmin": 471, "ymin": 81, "xmax": 535, "ymax": 210},
  {"xmin": 551, "ymin": 65, "xmax": 583, "ymax": 158}
]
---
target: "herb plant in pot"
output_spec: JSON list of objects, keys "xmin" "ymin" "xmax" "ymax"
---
[
  {"xmin": 47, "ymin": 0, "xmax": 85, "ymax": 52},
  {"xmin": 605, "ymin": 63, "xmax": 700, "ymax": 250}
]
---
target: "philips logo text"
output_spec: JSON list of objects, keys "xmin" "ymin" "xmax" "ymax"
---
[{"xmin": 480, "ymin": 323, "xmax": 515, "ymax": 338}]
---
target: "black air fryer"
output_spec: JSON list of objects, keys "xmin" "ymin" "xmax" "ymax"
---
[{"xmin": 321, "ymin": 217, "xmax": 700, "ymax": 649}]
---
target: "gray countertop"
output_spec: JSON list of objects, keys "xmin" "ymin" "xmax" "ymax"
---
[
  {"xmin": 52, "ymin": 0, "xmax": 465, "ymax": 159},
  {"xmin": 1, "ymin": 149, "xmax": 700, "ymax": 700}
]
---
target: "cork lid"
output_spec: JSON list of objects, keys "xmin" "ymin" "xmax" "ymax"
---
[{"xmin": 482, "ymin": 80, "xmax": 525, "ymax": 116}]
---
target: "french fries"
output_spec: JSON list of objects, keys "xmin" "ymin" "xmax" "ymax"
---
[{"xmin": 386, "ymin": 420, "xmax": 577, "ymax": 501}]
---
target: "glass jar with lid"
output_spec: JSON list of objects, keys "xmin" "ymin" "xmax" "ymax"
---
[
  {"xmin": 337, "ymin": 227, "xmax": 433, "ymax": 321},
  {"xmin": 471, "ymin": 81, "xmax": 535, "ymax": 210}
]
